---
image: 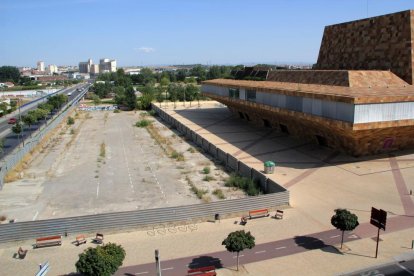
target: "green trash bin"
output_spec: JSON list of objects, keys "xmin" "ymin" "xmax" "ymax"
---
[{"xmin": 264, "ymin": 161, "xmax": 275, "ymax": 174}]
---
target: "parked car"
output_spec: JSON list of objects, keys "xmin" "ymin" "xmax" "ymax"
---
[{"xmin": 8, "ymin": 118, "xmax": 17, "ymax": 124}]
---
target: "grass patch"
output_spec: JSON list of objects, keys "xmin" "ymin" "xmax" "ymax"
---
[
  {"xmin": 186, "ymin": 176, "xmax": 208, "ymax": 199},
  {"xmin": 100, "ymin": 142, "xmax": 106, "ymax": 158},
  {"xmin": 70, "ymin": 129, "xmax": 75, "ymax": 135},
  {"xmin": 170, "ymin": 150, "xmax": 185, "ymax": 161},
  {"xmin": 202, "ymin": 175, "xmax": 216, "ymax": 182},
  {"xmin": 225, "ymin": 173, "xmax": 261, "ymax": 196},
  {"xmin": 113, "ymin": 109, "xmax": 120, "ymax": 113},
  {"xmin": 148, "ymin": 110, "xmax": 156, "ymax": 116},
  {"xmin": 187, "ymin": 147, "xmax": 196, "ymax": 153},
  {"xmin": 213, "ymin": 188, "xmax": 226, "ymax": 199},
  {"xmin": 202, "ymin": 166, "xmax": 210, "ymax": 174},
  {"xmin": 135, "ymin": 119, "xmax": 152, "ymax": 128}
]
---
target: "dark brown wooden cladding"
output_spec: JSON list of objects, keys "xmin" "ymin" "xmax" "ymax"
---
[{"xmin": 315, "ymin": 10, "xmax": 414, "ymax": 84}]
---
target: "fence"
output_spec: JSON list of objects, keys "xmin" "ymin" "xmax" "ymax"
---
[
  {"xmin": 0, "ymin": 90, "xmax": 87, "ymax": 189},
  {"xmin": 152, "ymin": 104, "xmax": 289, "ymax": 195},
  {"xmin": 0, "ymin": 193, "xmax": 288, "ymax": 243}
]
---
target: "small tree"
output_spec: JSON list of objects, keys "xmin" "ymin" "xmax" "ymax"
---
[
  {"xmin": 222, "ymin": 230, "xmax": 255, "ymax": 271},
  {"xmin": 91, "ymin": 94, "xmax": 101, "ymax": 106},
  {"xmin": 67, "ymin": 116, "xmax": 75, "ymax": 125},
  {"xmin": 12, "ymin": 122, "xmax": 23, "ymax": 145},
  {"xmin": 76, "ymin": 243, "xmax": 126, "ymax": 276},
  {"xmin": 22, "ymin": 114, "xmax": 36, "ymax": 129},
  {"xmin": 331, "ymin": 209, "xmax": 359, "ymax": 249}
]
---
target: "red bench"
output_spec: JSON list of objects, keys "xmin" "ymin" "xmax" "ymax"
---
[
  {"xmin": 35, "ymin": 235, "xmax": 62, "ymax": 248},
  {"xmin": 187, "ymin": 265, "xmax": 216, "ymax": 276},
  {"xmin": 249, "ymin": 208, "xmax": 270, "ymax": 219}
]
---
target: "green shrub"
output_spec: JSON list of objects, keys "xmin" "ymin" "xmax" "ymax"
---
[
  {"xmin": 135, "ymin": 119, "xmax": 151, "ymax": 127},
  {"xmin": 203, "ymin": 175, "xmax": 216, "ymax": 182},
  {"xmin": 113, "ymin": 109, "xmax": 120, "ymax": 113},
  {"xmin": 148, "ymin": 110, "xmax": 156, "ymax": 116},
  {"xmin": 67, "ymin": 116, "xmax": 75, "ymax": 125},
  {"xmin": 76, "ymin": 243, "xmax": 126, "ymax": 276},
  {"xmin": 225, "ymin": 173, "xmax": 261, "ymax": 196},
  {"xmin": 213, "ymin": 189, "xmax": 226, "ymax": 199},
  {"xmin": 202, "ymin": 166, "xmax": 210, "ymax": 174},
  {"xmin": 170, "ymin": 151, "xmax": 184, "ymax": 161},
  {"xmin": 187, "ymin": 147, "xmax": 196, "ymax": 153}
]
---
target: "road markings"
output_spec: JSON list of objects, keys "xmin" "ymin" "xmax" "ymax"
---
[
  {"xmin": 330, "ymin": 235, "xmax": 340, "ymax": 239},
  {"xmin": 275, "ymin": 246, "xmax": 286, "ymax": 250},
  {"xmin": 396, "ymin": 263, "xmax": 414, "ymax": 275},
  {"xmin": 233, "ymin": 255, "xmax": 244, "ymax": 258},
  {"xmin": 348, "ymin": 234, "xmax": 358, "ymax": 239},
  {"xmin": 96, "ymin": 181, "xmax": 100, "ymax": 198},
  {"xmin": 161, "ymin": 267, "xmax": 174, "ymax": 271},
  {"xmin": 32, "ymin": 211, "xmax": 39, "ymax": 221},
  {"xmin": 135, "ymin": 272, "xmax": 149, "ymax": 275},
  {"xmin": 255, "ymin": 250, "xmax": 266, "ymax": 254}
]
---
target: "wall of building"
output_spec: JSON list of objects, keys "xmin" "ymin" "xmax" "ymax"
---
[
  {"xmin": 207, "ymin": 94, "xmax": 414, "ymax": 156},
  {"xmin": 315, "ymin": 10, "xmax": 414, "ymax": 84}
]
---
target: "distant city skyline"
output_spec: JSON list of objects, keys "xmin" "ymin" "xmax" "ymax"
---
[{"xmin": 1, "ymin": 0, "xmax": 413, "ymax": 67}]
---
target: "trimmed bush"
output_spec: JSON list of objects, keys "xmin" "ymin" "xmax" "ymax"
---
[{"xmin": 76, "ymin": 243, "xmax": 126, "ymax": 276}]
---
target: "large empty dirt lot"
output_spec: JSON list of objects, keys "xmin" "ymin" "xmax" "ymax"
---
[{"xmin": 0, "ymin": 108, "xmax": 242, "ymax": 222}]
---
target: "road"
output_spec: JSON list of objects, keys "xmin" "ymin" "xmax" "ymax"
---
[
  {"xmin": 345, "ymin": 258, "xmax": 414, "ymax": 276},
  {"xmin": 0, "ymin": 83, "xmax": 90, "ymax": 159}
]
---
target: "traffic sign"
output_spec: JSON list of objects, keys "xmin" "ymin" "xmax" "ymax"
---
[{"xmin": 370, "ymin": 207, "xmax": 387, "ymax": 230}]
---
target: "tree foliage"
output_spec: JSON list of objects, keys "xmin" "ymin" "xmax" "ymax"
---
[
  {"xmin": 222, "ymin": 230, "xmax": 255, "ymax": 271},
  {"xmin": 0, "ymin": 66, "xmax": 20, "ymax": 83},
  {"xmin": 76, "ymin": 243, "xmax": 126, "ymax": 276},
  {"xmin": 124, "ymin": 86, "xmax": 137, "ymax": 110},
  {"xmin": 331, "ymin": 209, "xmax": 359, "ymax": 249}
]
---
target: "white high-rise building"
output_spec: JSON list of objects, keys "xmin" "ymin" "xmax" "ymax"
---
[
  {"xmin": 37, "ymin": 61, "xmax": 45, "ymax": 72},
  {"xmin": 99, "ymin": 58, "xmax": 117, "ymax": 73},
  {"xmin": 47, "ymin": 64, "xmax": 58, "ymax": 75},
  {"xmin": 79, "ymin": 58, "xmax": 93, "ymax": 73}
]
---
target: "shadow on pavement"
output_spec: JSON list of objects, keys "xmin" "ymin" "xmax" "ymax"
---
[
  {"xmin": 294, "ymin": 235, "xmax": 343, "ymax": 254},
  {"xmin": 188, "ymin": 255, "xmax": 223, "ymax": 269}
]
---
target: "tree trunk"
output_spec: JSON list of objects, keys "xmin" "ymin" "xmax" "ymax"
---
[
  {"xmin": 236, "ymin": 251, "xmax": 239, "ymax": 271},
  {"xmin": 341, "ymin": 230, "xmax": 344, "ymax": 249}
]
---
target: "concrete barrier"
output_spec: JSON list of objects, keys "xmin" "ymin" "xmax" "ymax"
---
[
  {"xmin": 208, "ymin": 144, "xmax": 218, "ymax": 158},
  {"xmin": 238, "ymin": 161, "xmax": 252, "ymax": 179},
  {"xmin": 227, "ymin": 154, "xmax": 239, "ymax": 171},
  {"xmin": 217, "ymin": 148, "xmax": 227, "ymax": 165},
  {"xmin": 252, "ymin": 168, "xmax": 268, "ymax": 192}
]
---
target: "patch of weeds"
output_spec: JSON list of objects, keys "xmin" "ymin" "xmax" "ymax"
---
[
  {"xmin": 0, "ymin": 215, "xmax": 7, "ymax": 222},
  {"xmin": 95, "ymin": 175, "xmax": 99, "ymax": 178},
  {"xmin": 135, "ymin": 119, "xmax": 151, "ymax": 128},
  {"xmin": 176, "ymin": 165, "xmax": 185, "ymax": 169},
  {"xmin": 74, "ymin": 112, "xmax": 79, "ymax": 118},
  {"xmin": 67, "ymin": 116, "xmax": 75, "ymax": 125},
  {"xmin": 187, "ymin": 147, "xmax": 196, "ymax": 153},
  {"xmin": 171, "ymin": 134, "xmax": 177, "ymax": 138},
  {"xmin": 186, "ymin": 176, "xmax": 208, "ymax": 199},
  {"xmin": 70, "ymin": 129, "xmax": 75, "ymax": 135},
  {"xmin": 170, "ymin": 151, "xmax": 185, "ymax": 161},
  {"xmin": 202, "ymin": 167, "xmax": 210, "ymax": 174},
  {"xmin": 148, "ymin": 110, "xmax": 156, "ymax": 116},
  {"xmin": 202, "ymin": 195, "xmax": 211, "ymax": 203},
  {"xmin": 213, "ymin": 189, "xmax": 226, "ymax": 199},
  {"xmin": 203, "ymin": 175, "xmax": 216, "ymax": 182},
  {"xmin": 100, "ymin": 142, "xmax": 106, "ymax": 158},
  {"xmin": 113, "ymin": 109, "xmax": 120, "ymax": 113},
  {"xmin": 225, "ymin": 173, "xmax": 261, "ymax": 196}
]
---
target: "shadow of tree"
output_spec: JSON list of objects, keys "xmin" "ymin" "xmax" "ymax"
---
[
  {"xmin": 293, "ymin": 235, "xmax": 343, "ymax": 254},
  {"xmin": 188, "ymin": 255, "xmax": 223, "ymax": 269}
]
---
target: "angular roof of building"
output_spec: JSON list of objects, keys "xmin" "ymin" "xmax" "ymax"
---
[{"xmin": 203, "ymin": 73, "xmax": 414, "ymax": 104}]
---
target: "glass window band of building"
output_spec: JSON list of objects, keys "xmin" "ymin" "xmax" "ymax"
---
[
  {"xmin": 246, "ymin": 89, "xmax": 256, "ymax": 102},
  {"xmin": 229, "ymin": 88, "xmax": 240, "ymax": 99}
]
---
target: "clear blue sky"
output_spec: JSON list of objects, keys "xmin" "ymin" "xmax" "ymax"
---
[{"xmin": 0, "ymin": 0, "xmax": 413, "ymax": 67}]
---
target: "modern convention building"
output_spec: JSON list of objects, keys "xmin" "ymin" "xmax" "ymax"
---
[{"xmin": 201, "ymin": 10, "xmax": 414, "ymax": 156}]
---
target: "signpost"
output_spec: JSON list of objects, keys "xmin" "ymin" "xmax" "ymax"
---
[
  {"xmin": 155, "ymin": 249, "xmax": 161, "ymax": 276},
  {"xmin": 370, "ymin": 207, "xmax": 387, "ymax": 258}
]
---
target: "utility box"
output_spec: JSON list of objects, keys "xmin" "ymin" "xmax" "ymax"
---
[{"xmin": 264, "ymin": 161, "xmax": 275, "ymax": 174}]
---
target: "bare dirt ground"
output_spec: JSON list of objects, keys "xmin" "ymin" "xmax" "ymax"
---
[{"xmin": 0, "ymin": 108, "xmax": 243, "ymax": 222}]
